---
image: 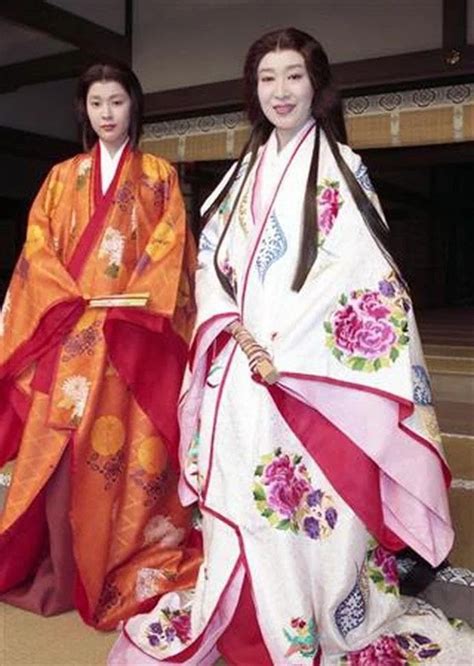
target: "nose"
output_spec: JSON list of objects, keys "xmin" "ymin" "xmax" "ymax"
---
[
  {"xmin": 274, "ymin": 77, "xmax": 289, "ymax": 99},
  {"xmin": 101, "ymin": 103, "xmax": 113, "ymax": 119}
]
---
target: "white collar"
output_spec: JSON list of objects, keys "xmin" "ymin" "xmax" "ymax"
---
[{"xmin": 99, "ymin": 138, "xmax": 129, "ymax": 194}]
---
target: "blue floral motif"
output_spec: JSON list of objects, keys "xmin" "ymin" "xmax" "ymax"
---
[
  {"xmin": 334, "ymin": 567, "xmax": 369, "ymax": 638},
  {"xmin": 198, "ymin": 232, "xmax": 216, "ymax": 253},
  {"xmin": 255, "ymin": 212, "xmax": 288, "ymax": 282},
  {"xmin": 355, "ymin": 162, "xmax": 375, "ymax": 192},
  {"xmin": 412, "ymin": 365, "xmax": 433, "ymax": 405}
]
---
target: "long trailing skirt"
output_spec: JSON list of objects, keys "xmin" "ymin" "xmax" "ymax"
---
[{"xmin": 109, "ymin": 340, "xmax": 473, "ymax": 665}]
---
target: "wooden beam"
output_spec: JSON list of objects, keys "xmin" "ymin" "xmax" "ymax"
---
[
  {"xmin": 0, "ymin": 50, "xmax": 93, "ymax": 93},
  {"xmin": 144, "ymin": 47, "xmax": 474, "ymax": 120},
  {"xmin": 443, "ymin": 0, "xmax": 467, "ymax": 51},
  {"xmin": 0, "ymin": 0, "xmax": 130, "ymax": 62},
  {"xmin": 0, "ymin": 126, "xmax": 80, "ymax": 160}
]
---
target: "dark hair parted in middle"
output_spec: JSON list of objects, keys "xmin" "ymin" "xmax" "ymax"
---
[
  {"xmin": 75, "ymin": 62, "xmax": 144, "ymax": 152},
  {"xmin": 208, "ymin": 27, "xmax": 400, "ymax": 295}
]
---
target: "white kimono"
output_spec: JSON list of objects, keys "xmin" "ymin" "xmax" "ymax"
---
[{"xmin": 109, "ymin": 122, "xmax": 473, "ymax": 665}]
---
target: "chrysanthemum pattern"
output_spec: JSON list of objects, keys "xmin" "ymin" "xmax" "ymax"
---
[
  {"xmin": 283, "ymin": 616, "xmax": 319, "ymax": 660},
  {"xmin": 99, "ymin": 227, "xmax": 126, "ymax": 278}
]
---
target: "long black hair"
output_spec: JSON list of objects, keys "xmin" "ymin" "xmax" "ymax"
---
[
  {"xmin": 75, "ymin": 62, "xmax": 144, "ymax": 151},
  {"xmin": 206, "ymin": 27, "xmax": 400, "ymax": 295}
]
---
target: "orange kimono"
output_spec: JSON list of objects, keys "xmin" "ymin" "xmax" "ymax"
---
[{"xmin": 0, "ymin": 143, "xmax": 200, "ymax": 630}]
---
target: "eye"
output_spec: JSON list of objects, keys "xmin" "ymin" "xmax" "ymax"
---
[
  {"xmin": 259, "ymin": 76, "xmax": 274, "ymax": 83},
  {"xmin": 113, "ymin": 99, "xmax": 124, "ymax": 106},
  {"xmin": 89, "ymin": 101, "xmax": 100, "ymax": 108},
  {"xmin": 289, "ymin": 73, "xmax": 303, "ymax": 80}
]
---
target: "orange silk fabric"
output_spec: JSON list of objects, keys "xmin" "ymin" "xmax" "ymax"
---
[{"xmin": 0, "ymin": 147, "xmax": 200, "ymax": 629}]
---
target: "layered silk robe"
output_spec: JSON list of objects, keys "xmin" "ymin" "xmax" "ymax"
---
[
  {"xmin": 0, "ymin": 144, "xmax": 200, "ymax": 630},
  {"xmin": 110, "ymin": 124, "xmax": 473, "ymax": 664}
]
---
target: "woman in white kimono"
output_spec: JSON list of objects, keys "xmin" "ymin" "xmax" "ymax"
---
[{"xmin": 109, "ymin": 28, "xmax": 473, "ymax": 665}]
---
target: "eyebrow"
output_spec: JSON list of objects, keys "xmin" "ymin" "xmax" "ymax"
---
[
  {"xmin": 88, "ymin": 93, "xmax": 126, "ymax": 100},
  {"xmin": 258, "ymin": 64, "xmax": 305, "ymax": 73}
]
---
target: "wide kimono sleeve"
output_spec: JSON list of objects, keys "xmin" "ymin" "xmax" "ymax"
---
[
  {"xmin": 0, "ymin": 163, "xmax": 85, "ymax": 466},
  {"xmin": 102, "ymin": 160, "xmax": 197, "ymax": 468}
]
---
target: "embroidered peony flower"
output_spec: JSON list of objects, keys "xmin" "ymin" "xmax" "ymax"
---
[
  {"xmin": 358, "ymin": 292, "xmax": 391, "ymax": 320},
  {"xmin": 354, "ymin": 319, "xmax": 397, "ymax": 358},
  {"xmin": 333, "ymin": 305, "xmax": 364, "ymax": 354},
  {"xmin": 263, "ymin": 454, "xmax": 296, "ymax": 485},
  {"xmin": 267, "ymin": 477, "xmax": 310, "ymax": 518},
  {"xmin": 172, "ymin": 611, "xmax": 191, "ymax": 643},
  {"xmin": 345, "ymin": 634, "xmax": 404, "ymax": 665},
  {"xmin": 318, "ymin": 186, "xmax": 341, "ymax": 235}
]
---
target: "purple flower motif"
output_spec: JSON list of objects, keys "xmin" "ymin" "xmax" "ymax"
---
[
  {"xmin": 325, "ymin": 507, "xmax": 338, "ymax": 529},
  {"xmin": 303, "ymin": 517, "xmax": 320, "ymax": 539},
  {"xmin": 373, "ymin": 546, "xmax": 399, "ymax": 586},
  {"xmin": 412, "ymin": 634, "xmax": 432, "ymax": 645},
  {"xmin": 419, "ymin": 648, "xmax": 442, "ymax": 658},
  {"xmin": 148, "ymin": 634, "xmax": 160, "ymax": 647},
  {"xmin": 149, "ymin": 622, "xmax": 163, "ymax": 634},
  {"xmin": 378, "ymin": 279, "xmax": 396, "ymax": 297},
  {"xmin": 395, "ymin": 634, "xmax": 410, "ymax": 650},
  {"xmin": 307, "ymin": 489, "xmax": 323, "ymax": 507},
  {"xmin": 165, "ymin": 626, "xmax": 177, "ymax": 642}
]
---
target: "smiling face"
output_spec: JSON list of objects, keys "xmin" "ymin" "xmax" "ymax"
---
[
  {"xmin": 257, "ymin": 49, "xmax": 314, "ymax": 150},
  {"xmin": 86, "ymin": 80, "xmax": 131, "ymax": 155}
]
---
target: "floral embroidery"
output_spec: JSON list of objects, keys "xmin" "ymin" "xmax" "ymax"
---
[
  {"xmin": 220, "ymin": 254, "xmax": 238, "ymax": 295},
  {"xmin": 412, "ymin": 365, "xmax": 433, "ymax": 405},
  {"xmin": 98, "ymin": 227, "xmax": 126, "ymax": 278},
  {"xmin": 63, "ymin": 320, "xmax": 102, "ymax": 361},
  {"xmin": 58, "ymin": 375, "xmax": 91, "ymax": 425},
  {"xmin": 366, "ymin": 540, "xmax": 400, "ymax": 596},
  {"xmin": 93, "ymin": 575, "xmax": 122, "ymax": 625},
  {"xmin": 253, "ymin": 448, "xmax": 338, "ymax": 539},
  {"xmin": 340, "ymin": 632, "xmax": 442, "ymax": 664},
  {"xmin": 136, "ymin": 568, "xmax": 177, "ymax": 602},
  {"xmin": 317, "ymin": 179, "xmax": 344, "ymax": 239},
  {"xmin": 256, "ymin": 212, "xmax": 288, "ymax": 282},
  {"xmin": 324, "ymin": 273, "xmax": 410, "ymax": 371},
  {"xmin": 145, "ymin": 220, "xmax": 176, "ymax": 263},
  {"xmin": 335, "ymin": 565, "xmax": 369, "ymax": 637},
  {"xmin": 76, "ymin": 157, "xmax": 92, "ymax": 190},
  {"xmin": 114, "ymin": 180, "xmax": 135, "ymax": 212},
  {"xmin": 86, "ymin": 450, "xmax": 125, "ymax": 490},
  {"xmin": 284, "ymin": 616, "xmax": 318, "ymax": 659},
  {"xmin": 143, "ymin": 179, "xmax": 169, "ymax": 212},
  {"xmin": 0, "ymin": 290, "xmax": 11, "ymax": 337},
  {"xmin": 355, "ymin": 162, "xmax": 375, "ymax": 192},
  {"xmin": 417, "ymin": 404, "xmax": 441, "ymax": 443},
  {"xmin": 146, "ymin": 607, "xmax": 192, "ymax": 650},
  {"xmin": 143, "ymin": 515, "xmax": 185, "ymax": 547},
  {"xmin": 130, "ymin": 467, "xmax": 170, "ymax": 507}
]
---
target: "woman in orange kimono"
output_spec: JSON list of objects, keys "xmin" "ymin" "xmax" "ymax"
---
[{"xmin": 0, "ymin": 63, "xmax": 200, "ymax": 630}]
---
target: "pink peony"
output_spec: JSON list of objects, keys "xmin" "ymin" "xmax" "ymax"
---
[
  {"xmin": 347, "ymin": 635, "xmax": 404, "ymax": 665},
  {"xmin": 171, "ymin": 612, "xmax": 191, "ymax": 644},
  {"xmin": 373, "ymin": 546, "xmax": 399, "ymax": 585},
  {"xmin": 267, "ymin": 477, "xmax": 310, "ymax": 518},
  {"xmin": 263, "ymin": 455, "xmax": 296, "ymax": 485},
  {"xmin": 319, "ymin": 187, "xmax": 340, "ymax": 234},
  {"xmin": 358, "ymin": 292, "xmax": 391, "ymax": 320},
  {"xmin": 353, "ymin": 319, "xmax": 396, "ymax": 358},
  {"xmin": 333, "ymin": 305, "xmax": 364, "ymax": 354}
]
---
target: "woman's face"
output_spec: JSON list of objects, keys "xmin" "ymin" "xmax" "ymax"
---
[
  {"xmin": 86, "ymin": 80, "xmax": 131, "ymax": 154},
  {"xmin": 257, "ymin": 49, "xmax": 313, "ymax": 149}
]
